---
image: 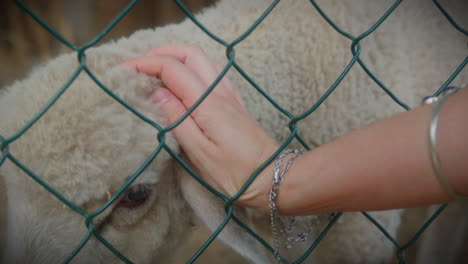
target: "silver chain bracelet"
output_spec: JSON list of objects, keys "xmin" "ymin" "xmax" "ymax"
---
[{"xmin": 270, "ymin": 148, "xmax": 310, "ymax": 262}]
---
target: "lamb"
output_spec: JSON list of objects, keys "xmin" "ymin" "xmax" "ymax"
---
[{"xmin": 0, "ymin": 0, "xmax": 466, "ymax": 263}]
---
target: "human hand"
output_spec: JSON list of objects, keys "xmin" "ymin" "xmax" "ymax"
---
[{"xmin": 123, "ymin": 45, "xmax": 278, "ymax": 212}]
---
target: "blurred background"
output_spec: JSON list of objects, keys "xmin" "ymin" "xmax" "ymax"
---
[{"xmin": 0, "ymin": 0, "xmax": 217, "ymax": 86}]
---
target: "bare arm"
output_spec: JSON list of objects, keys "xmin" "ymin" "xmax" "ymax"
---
[
  {"xmin": 124, "ymin": 46, "xmax": 468, "ymax": 216},
  {"xmin": 264, "ymin": 87, "xmax": 468, "ymax": 215}
]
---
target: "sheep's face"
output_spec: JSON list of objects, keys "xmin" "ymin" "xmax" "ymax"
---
[{"xmin": 0, "ymin": 50, "xmax": 193, "ymax": 263}]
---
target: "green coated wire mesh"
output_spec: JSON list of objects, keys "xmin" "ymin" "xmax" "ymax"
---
[{"xmin": 0, "ymin": 0, "xmax": 467, "ymax": 263}]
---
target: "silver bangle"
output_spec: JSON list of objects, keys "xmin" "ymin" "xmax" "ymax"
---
[
  {"xmin": 269, "ymin": 148, "xmax": 308, "ymax": 262},
  {"xmin": 423, "ymin": 87, "xmax": 466, "ymax": 200}
]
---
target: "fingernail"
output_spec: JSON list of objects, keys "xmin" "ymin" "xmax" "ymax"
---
[{"xmin": 152, "ymin": 89, "xmax": 172, "ymax": 104}]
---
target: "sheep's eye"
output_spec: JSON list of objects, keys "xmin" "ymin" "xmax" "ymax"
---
[{"xmin": 116, "ymin": 184, "xmax": 151, "ymax": 209}]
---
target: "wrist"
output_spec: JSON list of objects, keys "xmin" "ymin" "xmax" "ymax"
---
[
  {"xmin": 236, "ymin": 176, "xmax": 271, "ymax": 214},
  {"xmin": 236, "ymin": 142, "xmax": 280, "ymax": 214}
]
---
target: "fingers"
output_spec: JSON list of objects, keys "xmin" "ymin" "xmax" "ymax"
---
[
  {"xmin": 122, "ymin": 55, "xmax": 210, "ymax": 108},
  {"xmin": 152, "ymin": 88, "xmax": 214, "ymax": 157},
  {"xmin": 146, "ymin": 45, "xmax": 220, "ymax": 88},
  {"xmin": 122, "ymin": 45, "xmax": 248, "ymax": 147},
  {"xmin": 147, "ymin": 45, "xmax": 235, "ymax": 101}
]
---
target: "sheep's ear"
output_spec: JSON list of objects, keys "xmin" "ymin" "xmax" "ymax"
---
[{"xmin": 179, "ymin": 172, "xmax": 270, "ymax": 263}]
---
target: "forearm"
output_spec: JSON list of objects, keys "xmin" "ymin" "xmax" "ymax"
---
[
  {"xmin": 125, "ymin": 48, "xmax": 467, "ymax": 216},
  {"xmin": 271, "ymin": 88, "xmax": 468, "ymax": 215}
]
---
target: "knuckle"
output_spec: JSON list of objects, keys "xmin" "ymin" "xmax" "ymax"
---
[
  {"xmin": 158, "ymin": 55, "xmax": 182, "ymax": 68},
  {"xmin": 160, "ymin": 55, "xmax": 178, "ymax": 63},
  {"xmin": 187, "ymin": 45, "xmax": 205, "ymax": 56}
]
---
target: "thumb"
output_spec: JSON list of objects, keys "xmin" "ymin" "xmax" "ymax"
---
[{"xmin": 152, "ymin": 88, "xmax": 213, "ymax": 156}]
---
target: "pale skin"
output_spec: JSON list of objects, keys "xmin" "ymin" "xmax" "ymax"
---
[{"xmin": 123, "ymin": 45, "xmax": 468, "ymax": 216}]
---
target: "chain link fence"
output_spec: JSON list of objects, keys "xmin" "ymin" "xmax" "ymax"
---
[{"xmin": 0, "ymin": 0, "xmax": 467, "ymax": 263}]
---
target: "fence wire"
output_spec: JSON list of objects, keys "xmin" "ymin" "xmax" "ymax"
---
[{"xmin": 0, "ymin": 0, "xmax": 467, "ymax": 263}]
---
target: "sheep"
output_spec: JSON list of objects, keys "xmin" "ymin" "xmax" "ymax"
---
[{"xmin": 0, "ymin": 0, "xmax": 466, "ymax": 263}]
